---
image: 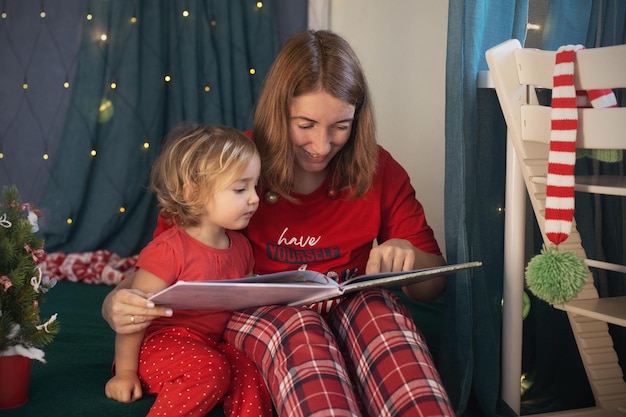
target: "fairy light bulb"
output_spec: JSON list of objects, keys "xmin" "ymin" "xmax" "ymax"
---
[
  {"xmin": 3, "ymin": 5, "xmax": 277, "ymax": 235},
  {"xmin": 99, "ymin": 98, "xmax": 114, "ymax": 123}
]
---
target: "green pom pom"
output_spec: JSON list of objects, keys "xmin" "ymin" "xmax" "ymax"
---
[{"xmin": 525, "ymin": 245, "xmax": 587, "ymax": 305}]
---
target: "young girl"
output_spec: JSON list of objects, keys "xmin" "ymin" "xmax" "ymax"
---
[{"xmin": 104, "ymin": 125, "xmax": 272, "ymax": 417}]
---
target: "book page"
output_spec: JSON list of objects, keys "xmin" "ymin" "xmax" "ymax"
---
[
  {"xmin": 341, "ymin": 261, "xmax": 483, "ymax": 292},
  {"xmin": 228, "ymin": 269, "xmax": 331, "ymax": 285},
  {"xmin": 148, "ymin": 261, "xmax": 482, "ymax": 310},
  {"xmin": 148, "ymin": 270, "xmax": 340, "ymax": 310}
]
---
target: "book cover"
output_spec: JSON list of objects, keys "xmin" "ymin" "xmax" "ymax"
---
[{"xmin": 148, "ymin": 261, "xmax": 482, "ymax": 310}]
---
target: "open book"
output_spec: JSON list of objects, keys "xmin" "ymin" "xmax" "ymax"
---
[{"xmin": 148, "ymin": 261, "xmax": 482, "ymax": 310}]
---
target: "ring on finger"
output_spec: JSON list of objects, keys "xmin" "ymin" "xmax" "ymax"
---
[{"xmin": 130, "ymin": 315, "xmax": 135, "ymax": 325}]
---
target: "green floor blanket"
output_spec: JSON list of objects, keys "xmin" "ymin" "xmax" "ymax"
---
[
  {"xmin": 1, "ymin": 281, "xmax": 224, "ymax": 417},
  {"xmin": 2, "ymin": 280, "xmax": 443, "ymax": 417}
]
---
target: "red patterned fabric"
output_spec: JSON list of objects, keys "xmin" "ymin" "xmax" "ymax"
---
[
  {"xmin": 37, "ymin": 250, "xmax": 138, "ymax": 285},
  {"xmin": 139, "ymin": 328, "xmax": 272, "ymax": 417},
  {"xmin": 224, "ymin": 288, "xmax": 455, "ymax": 417}
]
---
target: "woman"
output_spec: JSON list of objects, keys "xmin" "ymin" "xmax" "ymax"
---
[{"xmin": 103, "ymin": 30, "xmax": 454, "ymax": 417}]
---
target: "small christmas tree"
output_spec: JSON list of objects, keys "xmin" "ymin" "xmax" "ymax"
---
[{"xmin": 0, "ymin": 185, "xmax": 59, "ymax": 362}]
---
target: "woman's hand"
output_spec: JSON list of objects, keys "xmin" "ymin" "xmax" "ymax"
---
[
  {"xmin": 102, "ymin": 276, "xmax": 172, "ymax": 334},
  {"xmin": 366, "ymin": 238, "xmax": 447, "ymax": 301},
  {"xmin": 366, "ymin": 238, "xmax": 417, "ymax": 274}
]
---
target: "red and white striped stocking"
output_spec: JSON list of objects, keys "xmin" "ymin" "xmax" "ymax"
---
[{"xmin": 544, "ymin": 44, "xmax": 617, "ymax": 246}]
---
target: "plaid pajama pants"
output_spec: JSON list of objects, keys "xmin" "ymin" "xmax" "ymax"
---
[{"xmin": 224, "ymin": 288, "xmax": 455, "ymax": 417}]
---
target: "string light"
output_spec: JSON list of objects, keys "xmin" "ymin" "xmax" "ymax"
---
[
  {"xmin": 0, "ymin": 6, "xmax": 272, "ymax": 231},
  {"xmin": 527, "ymin": 23, "xmax": 541, "ymax": 31},
  {"xmin": 99, "ymin": 98, "xmax": 114, "ymax": 123}
]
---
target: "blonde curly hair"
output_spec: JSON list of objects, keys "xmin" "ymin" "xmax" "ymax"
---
[{"xmin": 150, "ymin": 124, "xmax": 258, "ymax": 227}]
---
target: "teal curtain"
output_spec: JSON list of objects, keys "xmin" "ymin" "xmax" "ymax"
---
[
  {"xmin": 38, "ymin": 0, "xmax": 279, "ymax": 257},
  {"xmin": 443, "ymin": 1, "xmax": 626, "ymax": 416},
  {"xmin": 442, "ymin": 3, "xmax": 527, "ymax": 416}
]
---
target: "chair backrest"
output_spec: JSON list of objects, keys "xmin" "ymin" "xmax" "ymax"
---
[
  {"xmin": 486, "ymin": 39, "xmax": 626, "ymax": 261},
  {"xmin": 486, "ymin": 40, "xmax": 626, "ymax": 417},
  {"xmin": 486, "ymin": 39, "xmax": 626, "ymax": 153}
]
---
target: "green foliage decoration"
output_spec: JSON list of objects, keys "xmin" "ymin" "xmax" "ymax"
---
[{"xmin": 0, "ymin": 185, "xmax": 59, "ymax": 362}]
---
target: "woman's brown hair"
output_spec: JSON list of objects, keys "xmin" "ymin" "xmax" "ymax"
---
[{"xmin": 253, "ymin": 30, "xmax": 378, "ymax": 200}]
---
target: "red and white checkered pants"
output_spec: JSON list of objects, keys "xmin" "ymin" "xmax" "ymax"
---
[
  {"xmin": 224, "ymin": 288, "xmax": 455, "ymax": 417},
  {"xmin": 138, "ymin": 327, "xmax": 272, "ymax": 417}
]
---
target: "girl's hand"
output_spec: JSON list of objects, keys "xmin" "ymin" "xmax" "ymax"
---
[{"xmin": 105, "ymin": 371, "xmax": 143, "ymax": 403}]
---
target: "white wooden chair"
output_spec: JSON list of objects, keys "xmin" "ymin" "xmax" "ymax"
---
[{"xmin": 486, "ymin": 39, "xmax": 626, "ymax": 416}]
